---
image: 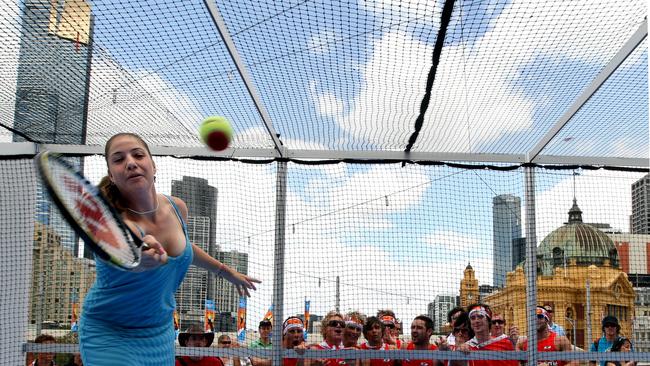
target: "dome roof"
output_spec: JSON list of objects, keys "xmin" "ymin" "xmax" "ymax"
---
[{"xmin": 537, "ymin": 199, "xmax": 618, "ymax": 275}]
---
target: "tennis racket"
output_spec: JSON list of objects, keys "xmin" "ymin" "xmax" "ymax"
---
[{"xmin": 35, "ymin": 151, "xmax": 144, "ymax": 270}]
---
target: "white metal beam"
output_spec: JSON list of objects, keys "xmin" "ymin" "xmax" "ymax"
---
[
  {"xmin": 527, "ymin": 18, "xmax": 648, "ymax": 163},
  {"xmin": 203, "ymin": 0, "xmax": 285, "ymax": 158},
  {"xmin": 3, "ymin": 143, "xmax": 647, "ymax": 167}
]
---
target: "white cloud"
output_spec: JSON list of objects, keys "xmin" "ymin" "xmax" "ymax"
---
[
  {"xmin": 307, "ymin": 29, "xmax": 339, "ymax": 54},
  {"xmin": 85, "ymin": 59, "xmax": 203, "ymax": 145},
  {"xmin": 310, "ymin": 81, "xmax": 345, "ymax": 119},
  {"xmin": 320, "ymin": 1, "xmax": 645, "ymax": 151},
  {"xmin": 535, "ymin": 169, "xmax": 646, "ymax": 241}
]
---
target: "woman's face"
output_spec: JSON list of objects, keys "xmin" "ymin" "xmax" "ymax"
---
[
  {"xmin": 621, "ymin": 340, "xmax": 632, "ymax": 352},
  {"xmin": 106, "ymin": 135, "xmax": 156, "ymax": 193}
]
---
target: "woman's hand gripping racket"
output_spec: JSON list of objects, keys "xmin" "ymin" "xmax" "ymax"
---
[{"xmin": 35, "ymin": 151, "xmax": 156, "ymax": 271}]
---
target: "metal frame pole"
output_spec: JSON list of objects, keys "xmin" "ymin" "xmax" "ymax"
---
[
  {"xmin": 271, "ymin": 161, "xmax": 288, "ymax": 366},
  {"xmin": 524, "ymin": 166, "xmax": 538, "ymax": 366}
]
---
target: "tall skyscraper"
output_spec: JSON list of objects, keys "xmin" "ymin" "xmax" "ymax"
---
[
  {"xmin": 14, "ymin": 0, "xmax": 93, "ymax": 144},
  {"xmin": 214, "ymin": 250, "xmax": 249, "ymax": 317},
  {"xmin": 171, "ymin": 176, "xmax": 218, "ymax": 299},
  {"xmin": 632, "ymin": 174, "xmax": 650, "ymax": 234},
  {"xmin": 175, "ymin": 216, "xmax": 211, "ymax": 325},
  {"xmin": 492, "ymin": 194, "xmax": 522, "ymax": 287},
  {"xmin": 428, "ymin": 295, "xmax": 457, "ymax": 333},
  {"xmin": 15, "ymin": 0, "xmax": 94, "ymax": 258}
]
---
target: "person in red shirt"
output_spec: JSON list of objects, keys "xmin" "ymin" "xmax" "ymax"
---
[
  {"xmin": 344, "ymin": 312, "xmax": 366, "ymax": 349},
  {"xmin": 402, "ymin": 315, "xmax": 440, "ymax": 366},
  {"xmin": 311, "ymin": 311, "xmax": 346, "ymax": 366},
  {"xmin": 515, "ymin": 307, "xmax": 573, "ymax": 366},
  {"xmin": 176, "ymin": 324, "xmax": 224, "ymax": 366},
  {"xmin": 456, "ymin": 304, "xmax": 516, "ymax": 366},
  {"xmin": 360, "ymin": 316, "xmax": 396, "ymax": 366},
  {"xmin": 378, "ymin": 310, "xmax": 403, "ymax": 349},
  {"xmin": 283, "ymin": 317, "xmax": 308, "ymax": 366}
]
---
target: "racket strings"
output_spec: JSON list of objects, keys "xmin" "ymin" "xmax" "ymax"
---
[{"xmin": 46, "ymin": 158, "xmax": 139, "ymax": 266}]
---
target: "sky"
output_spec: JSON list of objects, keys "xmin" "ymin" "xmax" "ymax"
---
[{"xmin": 0, "ymin": 0, "xmax": 648, "ymax": 331}]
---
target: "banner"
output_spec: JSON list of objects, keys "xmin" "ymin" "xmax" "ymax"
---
[
  {"xmin": 237, "ymin": 296, "xmax": 247, "ymax": 343},
  {"xmin": 205, "ymin": 299, "xmax": 216, "ymax": 332},
  {"xmin": 70, "ymin": 302, "xmax": 78, "ymax": 332},
  {"xmin": 173, "ymin": 309, "xmax": 180, "ymax": 336},
  {"xmin": 264, "ymin": 304, "xmax": 273, "ymax": 324},
  {"xmin": 304, "ymin": 300, "xmax": 310, "ymax": 340}
]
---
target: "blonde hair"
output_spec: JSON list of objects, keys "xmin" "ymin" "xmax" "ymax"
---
[{"xmin": 320, "ymin": 310, "xmax": 344, "ymax": 337}]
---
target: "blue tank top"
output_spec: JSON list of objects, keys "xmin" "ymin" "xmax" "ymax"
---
[{"xmin": 81, "ymin": 195, "xmax": 193, "ymax": 328}]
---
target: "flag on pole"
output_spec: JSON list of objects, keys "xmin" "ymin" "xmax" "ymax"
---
[
  {"xmin": 264, "ymin": 305, "xmax": 274, "ymax": 324},
  {"xmin": 237, "ymin": 296, "xmax": 247, "ymax": 343},
  {"xmin": 173, "ymin": 309, "xmax": 180, "ymax": 337},
  {"xmin": 205, "ymin": 300, "xmax": 216, "ymax": 332},
  {"xmin": 304, "ymin": 300, "xmax": 311, "ymax": 341},
  {"xmin": 70, "ymin": 302, "xmax": 78, "ymax": 332}
]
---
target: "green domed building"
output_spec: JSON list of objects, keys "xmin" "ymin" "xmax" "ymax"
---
[
  {"xmin": 537, "ymin": 199, "xmax": 620, "ymax": 275},
  {"xmin": 483, "ymin": 199, "xmax": 635, "ymax": 349}
]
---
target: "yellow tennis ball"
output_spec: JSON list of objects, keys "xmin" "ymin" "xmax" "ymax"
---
[{"xmin": 199, "ymin": 116, "xmax": 233, "ymax": 151}]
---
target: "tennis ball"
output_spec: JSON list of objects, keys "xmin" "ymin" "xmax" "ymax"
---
[{"xmin": 199, "ymin": 116, "xmax": 233, "ymax": 151}]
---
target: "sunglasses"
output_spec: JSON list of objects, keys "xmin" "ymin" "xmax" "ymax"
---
[
  {"xmin": 220, "ymin": 341, "xmax": 232, "ymax": 345},
  {"xmin": 328, "ymin": 320, "xmax": 345, "ymax": 328},
  {"xmin": 491, "ymin": 320, "xmax": 505, "ymax": 325},
  {"xmin": 453, "ymin": 327, "xmax": 469, "ymax": 335},
  {"xmin": 536, "ymin": 314, "xmax": 547, "ymax": 320}
]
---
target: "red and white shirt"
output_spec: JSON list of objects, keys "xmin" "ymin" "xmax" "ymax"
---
[
  {"xmin": 402, "ymin": 342, "xmax": 438, "ymax": 366},
  {"xmin": 466, "ymin": 334, "xmax": 517, "ymax": 366}
]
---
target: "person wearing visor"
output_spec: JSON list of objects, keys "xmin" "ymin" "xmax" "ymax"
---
[
  {"xmin": 542, "ymin": 306, "xmax": 566, "ymax": 337},
  {"xmin": 344, "ymin": 312, "xmax": 366, "ymax": 348},
  {"xmin": 457, "ymin": 304, "xmax": 516, "ymax": 366},
  {"xmin": 377, "ymin": 310, "xmax": 402, "ymax": 349},
  {"xmin": 515, "ymin": 307, "xmax": 573, "ymax": 366},
  {"xmin": 283, "ymin": 317, "xmax": 308, "ymax": 366}
]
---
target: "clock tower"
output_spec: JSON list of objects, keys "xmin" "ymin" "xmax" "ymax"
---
[{"xmin": 460, "ymin": 263, "xmax": 479, "ymax": 307}]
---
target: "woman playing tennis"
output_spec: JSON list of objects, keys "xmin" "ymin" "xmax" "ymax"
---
[{"xmin": 79, "ymin": 133, "xmax": 260, "ymax": 365}]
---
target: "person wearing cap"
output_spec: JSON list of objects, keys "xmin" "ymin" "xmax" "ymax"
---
[
  {"xmin": 176, "ymin": 324, "xmax": 223, "ymax": 366},
  {"xmin": 456, "ymin": 304, "xmax": 517, "ymax": 366},
  {"xmin": 590, "ymin": 316, "xmax": 623, "ymax": 366},
  {"xmin": 250, "ymin": 319, "xmax": 274, "ymax": 366},
  {"xmin": 252, "ymin": 319, "xmax": 273, "ymax": 349},
  {"xmin": 359, "ymin": 316, "xmax": 396, "ymax": 366},
  {"xmin": 542, "ymin": 305, "xmax": 566, "ymax": 337},
  {"xmin": 283, "ymin": 316, "xmax": 308, "ymax": 366},
  {"xmin": 515, "ymin": 307, "xmax": 573, "ymax": 366},
  {"xmin": 402, "ymin": 315, "xmax": 440, "ymax": 366},
  {"xmin": 377, "ymin": 309, "xmax": 403, "ymax": 349}
]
